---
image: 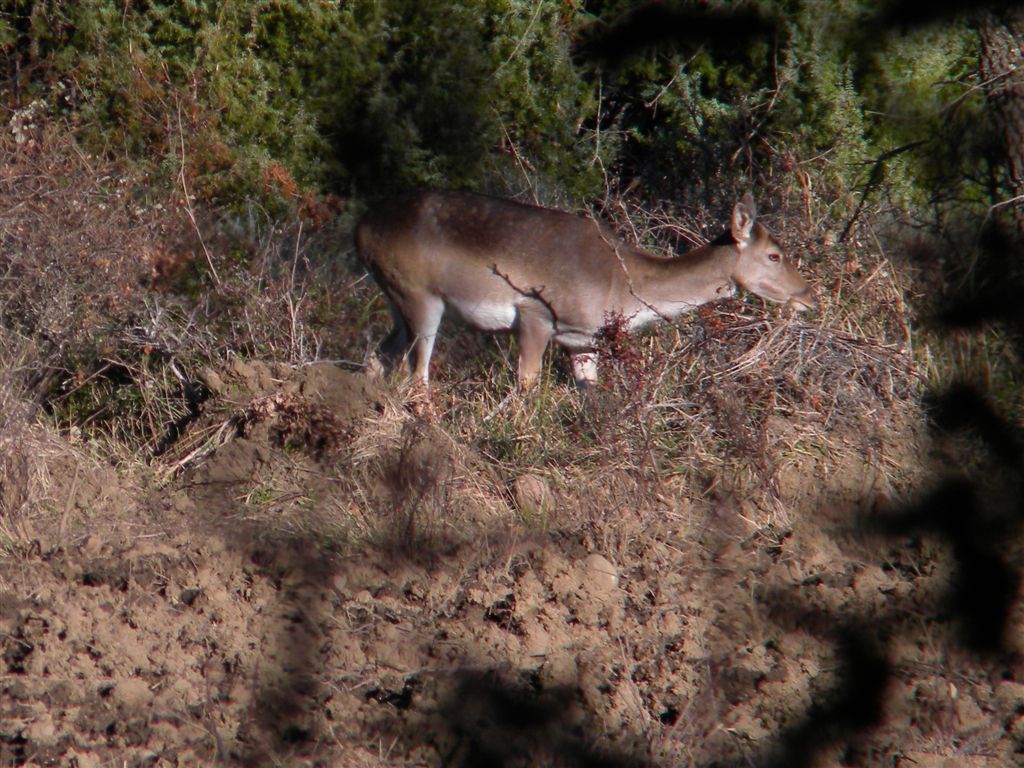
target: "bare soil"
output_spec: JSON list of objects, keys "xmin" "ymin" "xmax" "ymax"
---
[{"xmin": 1, "ymin": 361, "xmax": 1020, "ymax": 767}]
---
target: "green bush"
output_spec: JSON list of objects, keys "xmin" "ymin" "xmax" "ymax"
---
[
  {"xmin": 2, "ymin": 0, "xmax": 602, "ymax": 209},
  {"xmin": 2, "ymin": 0, "xmax": 990, "ymax": 220},
  {"xmin": 323, "ymin": 0, "xmax": 601, "ymax": 202}
]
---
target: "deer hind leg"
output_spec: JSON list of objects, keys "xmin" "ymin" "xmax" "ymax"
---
[
  {"xmin": 403, "ymin": 293, "xmax": 445, "ymax": 385},
  {"xmin": 372, "ymin": 300, "xmax": 412, "ymax": 378},
  {"xmin": 374, "ymin": 293, "xmax": 444, "ymax": 386},
  {"xmin": 570, "ymin": 351, "xmax": 599, "ymax": 389},
  {"xmin": 516, "ymin": 311, "xmax": 554, "ymax": 391}
]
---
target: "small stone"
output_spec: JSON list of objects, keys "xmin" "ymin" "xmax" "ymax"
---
[
  {"xmin": 994, "ymin": 681, "xmax": 1024, "ymax": 710},
  {"xmin": 25, "ymin": 712, "xmax": 58, "ymax": 747},
  {"xmin": 82, "ymin": 535, "xmax": 102, "ymax": 556},
  {"xmin": 542, "ymin": 651, "xmax": 578, "ymax": 687},
  {"xmin": 512, "ymin": 474, "xmax": 552, "ymax": 519},
  {"xmin": 199, "ymin": 368, "xmax": 225, "ymax": 394},
  {"xmin": 64, "ymin": 751, "xmax": 98, "ymax": 768},
  {"xmin": 115, "ymin": 677, "xmax": 154, "ymax": 710},
  {"xmin": 581, "ymin": 553, "xmax": 618, "ymax": 592},
  {"xmin": 228, "ymin": 357, "xmax": 255, "ymax": 380},
  {"xmin": 660, "ymin": 610, "xmax": 682, "ymax": 636}
]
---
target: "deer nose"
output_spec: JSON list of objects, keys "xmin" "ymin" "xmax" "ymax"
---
[{"xmin": 789, "ymin": 287, "xmax": 818, "ymax": 312}]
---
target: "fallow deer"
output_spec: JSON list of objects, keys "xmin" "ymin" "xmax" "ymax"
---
[{"xmin": 356, "ymin": 191, "xmax": 816, "ymax": 389}]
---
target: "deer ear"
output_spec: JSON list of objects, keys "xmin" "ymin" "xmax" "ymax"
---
[{"xmin": 731, "ymin": 194, "xmax": 757, "ymax": 244}]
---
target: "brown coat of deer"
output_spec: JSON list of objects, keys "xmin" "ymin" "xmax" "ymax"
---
[{"xmin": 356, "ymin": 190, "xmax": 816, "ymax": 389}]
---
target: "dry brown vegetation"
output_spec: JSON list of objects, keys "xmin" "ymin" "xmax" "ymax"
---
[{"xmin": 0, "ymin": 128, "xmax": 1020, "ymax": 768}]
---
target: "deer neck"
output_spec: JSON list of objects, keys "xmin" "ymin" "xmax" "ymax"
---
[{"xmin": 623, "ymin": 241, "xmax": 739, "ymax": 323}]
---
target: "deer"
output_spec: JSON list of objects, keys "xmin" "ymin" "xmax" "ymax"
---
[{"xmin": 355, "ymin": 190, "xmax": 816, "ymax": 390}]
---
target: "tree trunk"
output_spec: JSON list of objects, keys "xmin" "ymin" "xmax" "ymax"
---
[{"xmin": 979, "ymin": 9, "xmax": 1024, "ymax": 235}]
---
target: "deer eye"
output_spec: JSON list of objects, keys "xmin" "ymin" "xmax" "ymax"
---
[{"xmin": 768, "ymin": 252, "xmax": 781, "ymax": 263}]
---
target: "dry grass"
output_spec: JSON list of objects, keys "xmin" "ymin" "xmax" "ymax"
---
[
  {"xmin": 342, "ymin": 389, "xmax": 515, "ymax": 553},
  {"xmin": 0, "ymin": 122, "xmax": 368, "ymax": 472},
  {"xmin": 0, "ymin": 336, "xmax": 132, "ymax": 553},
  {"xmin": 0, "ymin": 354, "xmax": 48, "ymax": 535},
  {"xmin": 0, "ymin": 121, "xmax": 923, "ymax": 552},
  {"xmin": 0, "ymin": 123, "xmax": 186, "ymax": 468}
]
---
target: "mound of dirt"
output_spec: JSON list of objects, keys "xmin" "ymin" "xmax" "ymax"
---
[{"xmin": 0, "ymin": 362, "xmax": 1017, "ymax": 767}]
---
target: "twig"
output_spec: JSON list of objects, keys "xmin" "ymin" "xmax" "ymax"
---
[
  {"xmin": 494, "ymin": 1, "xmax": 545, "ymax": 74},
  {"xmin": 988, "ymin": 192, "xmax": 1024, "ymax": 213},
  {"xmin": 941, "ymin": 67, "xmax": 1018, "ymax": 118},
  {"xmin": 589, "ymin": 213, "xmax": 676, "ymax": 324},
  {"xmin": 174, "ymin": 94, "xmax": 221, "ymax": 286},
  {"xmin": 493, "ymin": 111, "xmax": 537, "ymax": 203},
  {"xmin": 839, "ymin": 139, "xmax": 930, "ymax": 243},
  {"xmin": 286, "ymin": 220, "xmax": 305, "ymax": 363},
  {"xmin": 57, "ymin": 460, "xmax": 81, "ymax": 545},
  {"xmin": 491, "ymin": 264, "xmax": 559, "ymax": 323},
  {"xmin": 643, "ymin": 60, "xmax": 689, "ymax": 109}
]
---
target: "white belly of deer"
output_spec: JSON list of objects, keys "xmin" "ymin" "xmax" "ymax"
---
[
  {"xmin": 626, "ymin": 307, "xmax": 662, "ymax": 331},
  {"xmin": 448, "ymin": 297, "xmax": 518, "ymax": 331}
]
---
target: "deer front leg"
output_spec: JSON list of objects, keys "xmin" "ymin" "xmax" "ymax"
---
[{"xmin": 516, "ymin": 311, "xmax": 554, "ymax": 391}]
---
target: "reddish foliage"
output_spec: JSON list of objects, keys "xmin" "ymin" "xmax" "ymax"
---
[{"xmin": 594, "ymin": 311, "xmax": 655, "ymax": 397}]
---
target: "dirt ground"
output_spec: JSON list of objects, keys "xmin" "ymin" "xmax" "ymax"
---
[{"xmin": 1, "ymin": 360, "xmax": 1021, "ymax": 767}]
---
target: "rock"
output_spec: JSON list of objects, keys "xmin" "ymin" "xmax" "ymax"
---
[
  {"xmin": 541, "ymin": 651, "xmax": 579, "ymax": 687},
  {"xmin": 25, "ymin": 711, "xmax": 58, "ymax": 747},
  {"xmin": 524, "ymin": 624, "xmax": 550, "ymax": 657},
  {"xmin": 660, "ymin": 610, "xmax": 682, "ymax": 636},
  {"xmin": 994, "ymin": 681, "xmax": 1024, "ymax": 710},
  {"xmin": 581, "ymin": 553, "xmax": 618, "ymax": 593},
  {"xmin": 228, "ymin": 357, "xmax": 255, "ymax": 381},
  {"xmin": 199, "ymin": 367, "xmax": 225, "ymax": 394},
  {"xmin": 63, "ymin": 752, "xmax": 98, "ymax": 768},
  {"xmin": 115, "ymin": 677, "xmax": 154, "ymax": 710},
  {"xmin": 512, "ymin": 474, "xmax": 552, "ymax": 519}
]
